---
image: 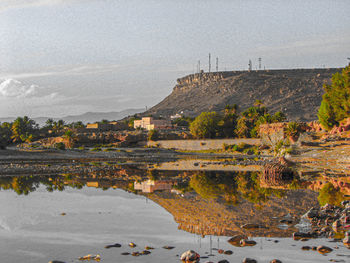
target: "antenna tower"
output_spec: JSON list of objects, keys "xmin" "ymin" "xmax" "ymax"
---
[
  {"xmin": 209, "ymin": 53, "xmax": 211, "ymax": 73},
  {"xmin": 258, "ymin": 57, "xmax": 262, "ymax": 70},
  {"xmin": 216, "ymin": 57, "xmax": 218, "ymax": 72}
]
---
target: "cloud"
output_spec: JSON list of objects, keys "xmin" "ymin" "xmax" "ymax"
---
[
  {"xmin": 0, "ymin": 79, "xmax": 57, "ymax": 98},
  {"xmin": 0, "ymin": 64, "xmax": 122, "ymax": 79},
  {"xmin": 0, "ymin": 0, "xmax": 94, "ymax": 13}
]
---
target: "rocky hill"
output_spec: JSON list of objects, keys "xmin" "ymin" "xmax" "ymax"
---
[{"xmin": 147, "ymin": 68, "xmax": 341, "ymax": 121}]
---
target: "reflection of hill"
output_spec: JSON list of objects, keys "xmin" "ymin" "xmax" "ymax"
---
[{"xmin": 148, "ymin": 190, "xmax": 318, "ymax": 237}]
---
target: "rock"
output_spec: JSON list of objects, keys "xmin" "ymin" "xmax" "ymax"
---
[
  {"xmin": 145, "ymin": 246, "xmax": 154, "ymax": 250},
  {"xmin": 141, "ymin": 250, "xmax": 151, "ymax": 255},
  {"xmin": 317, "ymin": 245, "xmax": 333, "ymax": 254},
  {"xmin": 105, "ymin": 243, "xmax": 121, "ymax": 248},
  {"xmin": 121, "ymin": 252, "xmax": 130, "ymax": 255},
  {"xmin": 49, "ymin": 261, "xmax": 66, "ymax": 263},
  {"xmin": 218, "ymin": 249, "xmax": 224, "ymax": 254},
  {"xmin": 240, "ymin": 239, "xmax": 257, "ymax": 247},
  {"xmin": 228, "ymin": 235, "xmax": 248, "ymax": 247},
  {"xmin": 270, "ymin": 260, "xmax": 282, "ymax": 263},
  {"xmin": 78, "ymin": 254, "xmax": 100, "ymax": 261},
  {"xmin": 305, "ymin": 207, "xmax": 319, "ymax": 219},
  {"xmin": 343, "ymin": 232, "xmax": 350, "ymax": 245},
  {"xmin": 242, "ymin": 258, "xmax": 257, "ymax": 263},
  {"xmin": 224, "ymin": 250, "xmax": 233, "ymax": 255},
  {"xmin": 131, "ymin": 252, "xmax": 140, "ymax": 256},
  {"xmin": 61, "ymin": 213, "xmax": 66, "ymax": 216},
  {"xmin": 180, "ymin": 250, "xmax": 200, "ymax": 262},
  {"xmin": 301, "ymin": 246, "xmax": 311, "ymax": 250},
  {"xmin": 332, "ymin": 219, "xmax": 342, "ymax": 231},
  {"xmin": 128, "ymin": 242, "xmax": 137, "ymax": 248},
  {"xmin": 162, "ymin": 246, "xmax": 175, "ymax": 249},
  {"xmin": 292, "ymin": 232, "xmax": 313, "ymax": 240},
  {"xmin": 218, "ymin": 260, "xmax": 230, "ymax": 263},
  {"xmin": 241, "ymin": 223, "xmax": 264, "ymax": 229}
]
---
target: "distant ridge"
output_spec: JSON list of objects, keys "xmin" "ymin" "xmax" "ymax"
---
[
  {"xmin": 146, "ymin": 68, "xmax": 341, "ymax": 121},
  {"xmin": 0, "ymin": 108, "xmax": 143, "ymax": 126}
]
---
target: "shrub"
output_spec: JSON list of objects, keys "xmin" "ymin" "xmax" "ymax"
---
[
  {"xmin": 318, "ymin": 65, "xmax": 350, "ymax": 130},
  {"xmin": 190, "ymin": 112, "xmax": 221, "ymax": 139},
  {"xmin": 54, "ymin": 142, "xmax": 65, "ymax": 150},
  {"xmin": 148, "ymin": 129, "xmax": 159, "ymax": 141}
]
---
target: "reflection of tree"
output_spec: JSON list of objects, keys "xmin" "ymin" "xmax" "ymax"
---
[
  {"xmin": 188, "ymin": 171, "xmax": 285, "ymax": 205},
  {"xmin": 318, "ymin": 182, "xmax": 344, "ymax": 206},
  {"xmin": 0, "ymin": 174, "xmax": 85, "ymax": 195}
]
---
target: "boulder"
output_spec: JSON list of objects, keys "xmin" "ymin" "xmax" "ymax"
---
[
  {"xmin": 242, "ymin": 258, "xmax": 257, "ymax": 263},
  {"xmin": 317, "ymin": 245, "xmax": 333, "ymax": 254},
  {"xmin": 180, "ymin": 250, "xmax": 200, "ymax": 262}
]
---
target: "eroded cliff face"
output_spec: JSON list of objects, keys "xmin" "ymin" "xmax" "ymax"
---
[{"xmin": 148, "ymin": 68, "xmax": 340, "ymax": 121}]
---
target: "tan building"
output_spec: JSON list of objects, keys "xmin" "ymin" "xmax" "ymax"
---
[
  {"xmin": 86, "ymin": 121, "xmax": 128, "ymax": 131},
  {"xmin": 134, "ymin": 179, "xmax": 173, "ymax": 193},
  {"xmin": 133, "ymin": 117, "xmax": 171, "ymax": 130}
]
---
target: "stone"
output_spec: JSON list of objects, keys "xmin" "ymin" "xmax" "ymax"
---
[
  {"xmin": 343, "ymin": 232, "xmax": 350, "ymax": 245},
  {"xmin": 218, "ymin": 260, "xmax": 230, "ymax": 263},
  {"xmin": 305, "ymin": 207, "xmax": 319, "ymax": 219},
  {"xmin": 141, "ymin": 250, "xmax": 151, "ymax": 255},
  {"xmin": 121, "ymin": 252, "xmax": 130, "ymax": 255},
  {"xmin": 145, "ymin": 246, "xmax": 154, "ymax": 250},
  {"xmin": 228, "ymin": 235, "xmax": 248, "ymax": 247},
  {"xmin": 240, "ymin": 239, "xmax": 257, "ymax": 247},
  {"xmin": 218, "ymin": 249, "xmax": 224, "ymax": 254},
  {"xmin": 317, "ymin": 245, "xmax": 333, "ymax": 254},
  {"xmin": 292, "ymin": 232, "xmax": 313, "ymax": 240},
  {"xmin": 162, "ymin": 246, "xmax": 175, "ymax": 249},
  {"xmin": 104, "ymin": 243, "xmax": 121, "ymax": 249},
  {"xmin": 224, "ymin": 250, "xmax": 233, "ymax": 255},
  {"xmin": 242, "ymin": 258, "xmax": 257, "ymax": 263},
  {"xmin": 128, "ymin": 242, "xmax": 137, "ymax": 248},
  {"xmin": 301, "ymin": 246, "xmax": 311, "ymax": 250},
  {"xmin": 131, "ymin": 252, "xmax": 140, "ymax": 256},
  {"xmin": 78, "ymin": 254, "xmax": 100, "ymax": 261},
  {"xmin": 49, "ymin": 261, "xmax": 66, "ymax": 263},
  {"xmin": 270, "ymin": 260, "xmax": 282, "ymax": 263},
  {"xmin": 180, "ymin": 250, "xmax": 200, "ymax": 262}
]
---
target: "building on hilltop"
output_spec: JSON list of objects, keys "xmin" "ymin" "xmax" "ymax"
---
[{"xmin": 133, "ymin": 117, "xmax": 171, "ymax": 130}]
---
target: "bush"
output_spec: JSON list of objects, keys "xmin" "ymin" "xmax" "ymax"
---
[
  {"xmin": 318, "ymin": 65, "xmax": 350, "ymax": 130},
  {"xmin": 148, "ymin": 129, "xmax": 159, "ymax": 141},
  {"xmin": 54, "ymin": 142, "xmax": 65, "ymax": 150},
  {"xmin": 190, "ymin": 112, "xmax": 221, "ymax": 139}
]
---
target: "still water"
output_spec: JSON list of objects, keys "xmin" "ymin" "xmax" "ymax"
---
[{"xmin": 0, "ymin": 169, "xmax": 349, "ymax": 263}]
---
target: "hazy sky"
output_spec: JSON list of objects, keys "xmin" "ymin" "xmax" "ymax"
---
[{"xmin": 0, "ymin": 0, "xmax": 349, "ymax": 118}]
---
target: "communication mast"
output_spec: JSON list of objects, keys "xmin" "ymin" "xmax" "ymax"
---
[
  {"xmin": 248, "ymin": 59, "xmax": 252, "ymax": 71},
  {"xmin": 258, "ymin": 57, "xmax": 262, "ymax": 70},
  {"xmin": 208, "ymin": 53, "xmax": 211, "ymax": 73},
  {"xmin": 216, "ymin": 57, "xmax": 219, "ymax": 72}
]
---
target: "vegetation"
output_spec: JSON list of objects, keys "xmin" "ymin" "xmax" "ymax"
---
[
  {"xmin": 148, "ymin": 129, "xmax": 159, "ymax": 141},
  {"xmin": 190, "ymin": 112, "xmax": 221, "ymax": 138},
  {"xmin": 318, "ymin": 65, "xmax": 350, "ymax": 130},
  {"xmin": 317, "ymin": 182, "xmax": 344, "ymax": 206}
]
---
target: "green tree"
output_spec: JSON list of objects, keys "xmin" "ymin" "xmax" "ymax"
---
[
  {"xmin": 318, "ymin": 65, "xmax": 350, "ymax": 130},
  {"xmin": 11, "ymin": 116, "xmax": 37, "ymax": 143},
  {"xmin": 0, "ymin": 122, "xmax": 12, "ymax": 149},
  {"xmin": 190, "ymin": 112, "xmax": 221, "ymax": 138},
  {"xmin": 63, "ymin": 129, "xmax": 75, "ymax": 148},
  {"xmin": 148, "ymin": 129, "xmax": 159, "ymax": 141}
]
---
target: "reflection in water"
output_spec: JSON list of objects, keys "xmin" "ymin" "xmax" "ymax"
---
[{"xmin": 0, "ymin": 167, "xmax": 348, "ymax": 238}]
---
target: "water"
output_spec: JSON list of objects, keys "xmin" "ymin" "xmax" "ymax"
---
[{"xmin": 0, "ymin": 169, "xmax": 349, "ymax": 263}]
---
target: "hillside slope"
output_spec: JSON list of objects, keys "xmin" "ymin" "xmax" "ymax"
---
[{"xmin": 147, "ymin": 68, "xmax": 340, "ymax": 121}]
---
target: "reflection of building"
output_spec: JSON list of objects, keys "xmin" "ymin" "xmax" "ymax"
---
[
  {"xmin": 134, "ymin": 180, "xmax": 173, "ymax": 193},
  {"xmin": 133, "ymin": 117, "xmax": 171, "ymax": 130}
]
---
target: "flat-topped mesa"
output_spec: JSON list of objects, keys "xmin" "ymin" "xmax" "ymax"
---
[{"xmin": 148, "ymin": 67, "xmax": 342, "ymax": 121}]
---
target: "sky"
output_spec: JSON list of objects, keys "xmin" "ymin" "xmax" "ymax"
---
[{"xmin": 0, "ymin": 0, "xmax": 349, "ymax": 118}]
